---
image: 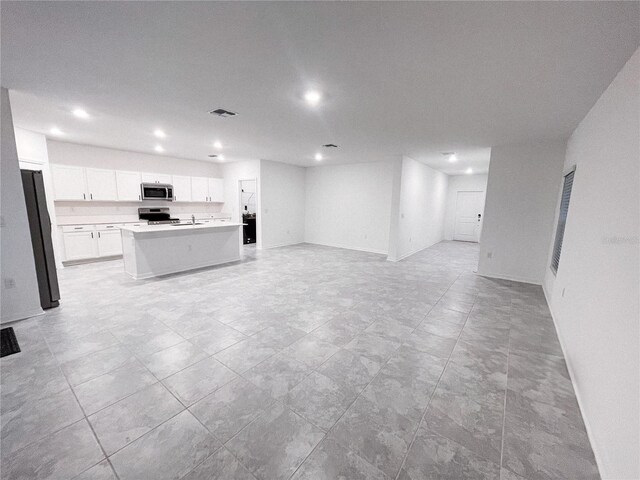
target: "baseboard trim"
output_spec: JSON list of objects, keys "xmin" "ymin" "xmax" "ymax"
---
[
  {"xmin": 125, "ymin": 256, "xmax": 242, "ymax": 280},
  {"xmin": 0, "ymin": 307, "xmax": 45, "ymax": 325},
  {"xmin": 303, "ymin": 241, "xmax": 387, "ymax": 256},
  {"xmin": 261, "ymin": 241, "xmax": 304, "ymax": 250},
  {"xmin": 475, "ymin": 271, "xmax": 542, "ymax": 285},
  {"xmin": 542, "ymin": 285, "xmax": 605, "ymax": 479},
  {"xmin": 388, "ymin": 240, "xmax": 443, "ymax": 262},
  {"xmin": 63, "ymin": 255, "xmax": 122, "ymax": 266}
]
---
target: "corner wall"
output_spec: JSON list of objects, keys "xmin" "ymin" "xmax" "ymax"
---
[
  {"xmin": 387, "ymin": 156, "xmax": 448, "ymax": 261},
  {"xmin": 0, "ymin": 88, "xmax": 43, "ymax": 323},
  {"xmin": 304, "ymin": 161, "xmax": 396, "ymax": 255},
  {"xmin": 260, "ymin": 160, "xmax": 305, "ymax": 248},
  {"xmin": 478, "ymin": 142, "xmax": 566, "ymax": 284},
  {"xmin": 542, "ymin": 49, "xmax": 639, "ymax": 480}
]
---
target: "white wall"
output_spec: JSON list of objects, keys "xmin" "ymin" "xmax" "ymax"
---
[
  {"xmin": 260, "ymin": 160, "xmax": 305, "ymax": 249},
  {"xmin": 305, "ymin": 161, "xmax": 396, "ymax": 255},
  {"xmin": 47, "ymin": 140, "xmax": 223, "ymax": 177},
  {"xmin": 543, "ymin": 49, "xmax": 639, "ymax": 480},
  {"xmin": 444, "ymin": 174, "xmax": 488, "ymax": 241},
  {"xmin": 388, "ymin": 156, "xmax": 448, "ymax": 261},
  {"xmin": 478, "ymin": 142, "xmax": 566, "ymax": 284},
  {"xmin": 0, "ymin": 88, "xmax": 43, "ymax": 323}
]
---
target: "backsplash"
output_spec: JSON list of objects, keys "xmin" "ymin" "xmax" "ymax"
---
[{"xmin": 55, "ymin": 201, "xmax": 229, "ymax": 225}]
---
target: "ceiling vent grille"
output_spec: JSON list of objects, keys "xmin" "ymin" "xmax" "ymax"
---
[
  {"xmin": 208, "ymin": 154, "xmax": 218, "ymax": 158},
  {"xmin": 322, "ymin": 144, "xmax": 338, "ymax": 148},
  {"xmin": 209, "ymin": 108, "xmax": 237, "ymax": 118}
]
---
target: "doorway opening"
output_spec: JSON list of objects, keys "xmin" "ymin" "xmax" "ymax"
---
[{"xmin": 240, "ymin": 179, "xmax": 257, "ymax": 245}]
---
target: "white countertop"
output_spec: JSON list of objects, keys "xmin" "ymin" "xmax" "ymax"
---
[{"xmin": 120, "ymin": 222, "xmax": 242, "ymax": 234}]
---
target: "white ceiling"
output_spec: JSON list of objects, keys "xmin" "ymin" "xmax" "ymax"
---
[{"xmin": 2, "ymin": 2, "xmax": 638, "ymax": 174}]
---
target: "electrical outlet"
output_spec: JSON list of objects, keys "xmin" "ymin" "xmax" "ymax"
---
[
  {"xmin": 487, "ymin": 252, "xmax": 493, "ymax": 259},
  {"xmin": 4, "ymin": 278, "xmax": 16, "ymax": 289}
]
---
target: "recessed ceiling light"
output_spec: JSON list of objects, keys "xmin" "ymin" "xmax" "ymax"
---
[
  {"xmin": 465, "ymin": 167, "xmax": 473, "ymax": 174},
  {"xmin": 314, "ymin": 153, "xmax": 323, "ymax": 161},
  {"xmin": 154, "ymin": 145, "xmax": 164, "ymax": 153},
  {"xmin": 72, "ymin": 108, "xmax": 89, "ymax": 119},
  {"xmin": 304, "ymin": 90, "xmax": 322, "ymax": 106},
  {"xmin": 213, "ymin": 141, "xmax": 223, "ymax": 149},
  {"xmin": 154, "ymin": 129, "xmax": 166, "ymax": 138},
  {"xmin": 50, "ymin": 127, "xmax": 63, "ymax": 136}
]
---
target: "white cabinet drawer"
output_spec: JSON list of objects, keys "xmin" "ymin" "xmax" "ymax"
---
[
  {"xmin": 96, "ymin": 224, "xmax": 120, "ymax": 231},
  {"xmin": 62, "ymin": 225, "xmax": 95, "ymax": 233}
]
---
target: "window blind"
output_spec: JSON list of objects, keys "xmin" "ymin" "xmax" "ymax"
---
[{"xmin": 551, "ymin": 169, "xmax": 575, "ymax": 273}]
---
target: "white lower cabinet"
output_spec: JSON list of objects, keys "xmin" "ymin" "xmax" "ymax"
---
[
  {"xmin": 97, "ymin": 227, "xmax": 123, "ymax": 256},
  {"xmin": 62, "ymin": 229, "xmax": 98, "ymax": 261},
  {"xmin": 62, "ymin": 224, "xmax": 126, "ymax": 261}
]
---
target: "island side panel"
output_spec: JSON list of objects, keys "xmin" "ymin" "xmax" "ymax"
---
[{"xmin": 125, "ymin": 226, "xmax": 241, "ymax": 279}]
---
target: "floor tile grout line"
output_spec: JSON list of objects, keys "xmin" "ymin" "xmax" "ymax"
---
[
  {"xmin": 286, "ymin": 285, "xmax": 450, "ymax": 480},
  {"xmin": 32, "ymin": 321, "xmax": 121, "ymax": 480},
  {"xmin": 499, "ymin": 332, "xmax": 512, "ymax": 475},
  {"xmin": 393, "ymin": 273, "xmax": 478, "ymax": 480}
]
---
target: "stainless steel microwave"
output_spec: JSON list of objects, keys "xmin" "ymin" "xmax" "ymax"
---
[{"xmin": 140, "ymin": 183, "xmax": 174, "ymax": 201}]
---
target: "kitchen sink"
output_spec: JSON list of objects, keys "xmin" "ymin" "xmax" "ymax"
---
[{"xmin": 170, "ymin": 222, "xmax": 204, "ymax": 226}]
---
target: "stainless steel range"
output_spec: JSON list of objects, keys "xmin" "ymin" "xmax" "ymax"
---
[{"xmin": 138, "ymin": 207, "xmax": 180, "ymax": 225}]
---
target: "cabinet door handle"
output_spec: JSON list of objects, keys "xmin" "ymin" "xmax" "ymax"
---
[
  {"xmin": 74, "ymin": 227, "xmax": 82, "ymax": 230},
  {"xmin": 91, "ymin": 232, "xmax": 94, "ymax": 238},
  {"xmin": 98, "ymin": 232, "xmax": 101, "ymax": 238},
  {"xmin": 138, "ymin": 194, "xmax": 141, "ymax": 200},
  {"xmin": 83, "ymin": 193, "xmax": 86, "ymax": 200},
  {"xmin": 90, "ymin": 193, "xmax": 93, "ymax": 200}
]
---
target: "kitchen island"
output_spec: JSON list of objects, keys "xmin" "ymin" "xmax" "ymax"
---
[{"xmin": 120, "ymin": 222, "xmax": 243, "ymax": 279}]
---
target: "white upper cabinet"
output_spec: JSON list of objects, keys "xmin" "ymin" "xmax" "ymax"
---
[
  {"xmin": 52, "ymin": 165, "xmax": 225, "ymax": 204},
  {"xmin": 52, "ymin": 165, "xmax": 87, "ymax": 200},
  {"xmin": 116, "ymin": 170, "xmax": 142, "ymax": 201},
  {"xmin": 191, "ymin": 177, "xmax": 209, "ymax": 202},
  {"xmin": 141, "ymin": 172, "xmax": 172, "ymax": 184},
  {"xmin": 209, "ymin": 178, "xmax": 225, "ymax": 202},
  {"xmin": 172, "ymin": 175, "xmax": 192, "ymax": 202},
  {"xmin": 85, "ymin": 168, "xmax": 118, "ymax": 201}
]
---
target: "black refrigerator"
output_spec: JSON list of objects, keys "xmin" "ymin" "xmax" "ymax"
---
[{"xmin": 20, "ymin": 170, "xmax": 60, "ymax": 309}]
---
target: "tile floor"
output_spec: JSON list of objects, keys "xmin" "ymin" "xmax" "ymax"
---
[{"xmin": 0, "ymin": 241, "xmax": 600, "ymax": 480}]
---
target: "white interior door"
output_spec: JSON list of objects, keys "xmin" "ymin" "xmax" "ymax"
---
[{"xmin": 454, "ymin": 191, "xmax": 485, "ymax": 242}]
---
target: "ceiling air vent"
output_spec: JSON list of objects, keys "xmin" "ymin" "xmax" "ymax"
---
[
  {"xmin": 322, "ymin": 144, "xmax": 338, "ymax": 148},
  {"xmin": 208, "ymin": 154, "xmax": 218, "ymax": 158},
  {"xmin": 209, "ymin": 108, "xmax": 237, "ymax": 118}
]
